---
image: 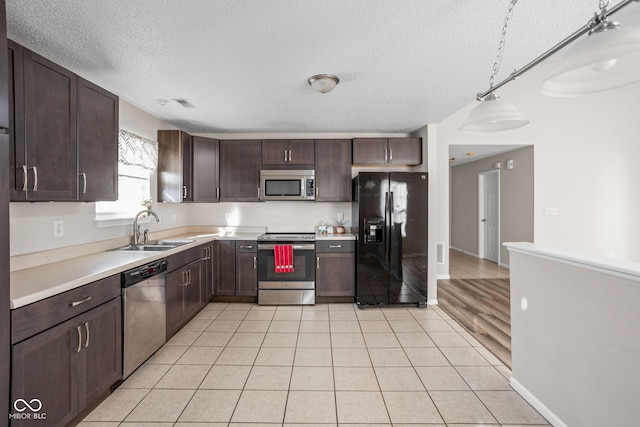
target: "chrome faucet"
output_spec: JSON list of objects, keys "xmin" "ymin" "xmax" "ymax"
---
[{"xmin": 133, "ymin": 209, "xmax": 160, "ymax": 246}]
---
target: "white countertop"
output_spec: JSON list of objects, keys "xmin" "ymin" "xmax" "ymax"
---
[
  {"xmin": 315, "ymin": 233, "xmax": 356, "ymax": 241},
  {"xmin": 10, "ymin": 231, "xmax": 263, "ymax": 309}
]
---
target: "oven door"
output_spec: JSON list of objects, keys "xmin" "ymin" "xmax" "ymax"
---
[{"xmin": 257, "ymin": 243, "xmax": 316, "ymax": 288}]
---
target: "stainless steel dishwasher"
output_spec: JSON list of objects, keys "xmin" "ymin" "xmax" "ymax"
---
[{"xmin": 122, "ymin": 258, "xmax": 167, "ymax": 378}]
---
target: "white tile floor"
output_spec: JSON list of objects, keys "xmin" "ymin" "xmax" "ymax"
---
[{"xmin": 79, "ymin": 303, "xmax": 550, "ymax": 426}]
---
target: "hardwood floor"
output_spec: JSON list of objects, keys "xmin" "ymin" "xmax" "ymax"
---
[{"xmin": 438, "ymin": 250, "xmax": 512, "ymax": 367}]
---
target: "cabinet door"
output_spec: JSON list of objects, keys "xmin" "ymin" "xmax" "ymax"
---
[
  {"xmin": 388, "ymin": 137, "xmax": 422, "ymax": 165},
  {"xmin": 201, "ymin": 244, "xmax": 214, "ymax": 301},
  {"xmin": 261, "ymin": 140, "xmax": 289, "ymax": 165},
  {"xmin": 79, "ymin": 298, "xmax": 122, "ymax": 411},
  {"xmin": 315, "ymin": 139, "xmax": 352, "ymax": 202},
  {"xmin": 8, "ymin": 40, "xmax": 24, "ymax": 201},
  {"xmin": 166, "ymin": 267, "xmax": 187, "ymax": 338},
  {"xmin": 19, "ymin": 48, "xmax": 78, "ymax": 201},
  {"xmin": 219, "ymin": 140, "xmax": 261, "ymax": 201},
  {"xmin": 184, "ymin": 260, "xmax": 203, "ymax": 319},
  {"xmin": 11, "ymin": 318, "xmax": 79, "ymax": 426},
  {"xmin": 193, "ymin": 136, "xmax": 219, "ymax": 202},
  {"xmin": 181, "ymin": 132, "xmax": 193, "ymax": 202},
  {"xmin": 287, "ymin": 139, "xmax": 315, "ymax": 165},
  {"xmin": 158, "ymin": 130, "xmax": 192, "ymax": 203},
  {"xmin": 316, "ymin": 252, "xmax": 355, "ymax": 297},
  {"xmin": 236, "ymin": 253, "xmax": 257, "ymax": 296},
  {"xmin": 352, "ymin": 138, "xmax": 387, "ymax": 165},
  {"xmin": 77, "ymin": 78, "xmax": 118, "ymax": 201},
  {"xmin": 214, "ymin": 240, "xmax": 236, "ymax": 296},
  {"xmin": 0, "ymin": 2, "xmax": 8, "ymax": 414}
]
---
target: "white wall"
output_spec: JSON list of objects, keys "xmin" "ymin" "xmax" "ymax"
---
[
  {"xmin": 507, "ymin": 243, "xmax": 640, "ymax": 427},
  {"xmin": 438, "ymin": 61, "xmax": 640, "ymax": 263}
]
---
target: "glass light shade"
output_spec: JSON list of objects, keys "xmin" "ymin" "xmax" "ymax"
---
[
  {"xmin": 459, "ymin": 96, "xmax": 529, "ymax": 132},
  {"xmin": 308, "ymin": 74, "xmax": 339, "ymax": 93},
  {"xmin": 539, "ymin": 25, "xmax": 640, "ymax": 96}
]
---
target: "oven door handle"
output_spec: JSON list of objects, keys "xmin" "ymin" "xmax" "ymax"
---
[{"xmin": 258, "ymin": 243, "xmax": 315, "ymax": 250}]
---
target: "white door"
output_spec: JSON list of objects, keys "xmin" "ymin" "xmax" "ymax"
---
[{"xmin": 478, "ymin": 170, "xmax": 500, "ymax": 263}]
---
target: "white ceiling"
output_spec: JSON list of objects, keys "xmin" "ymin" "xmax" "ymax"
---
[{"xmin": 5, "ymin": 1, "xmax": 640, "ymax": 135}]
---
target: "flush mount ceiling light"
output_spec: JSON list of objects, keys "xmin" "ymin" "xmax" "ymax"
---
[
  {"xmin": 460, "ymin": 0, "xmax": 529, "ymax": 133},
  {"xmin": 461, "ymin": 0, "xmax": 640, "ymax": 132},
  {"xmin": 539, "ymin": 0, "xmax": 640, "ymax": 96},
  {"xmin": 307, "ymin": 74, "xmax": 340, "ymax": 94}
]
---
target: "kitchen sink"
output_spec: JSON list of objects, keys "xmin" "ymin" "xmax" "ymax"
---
[{"xmin": 113, "ymin": 239, "xmax": 195, "ymax": 252}]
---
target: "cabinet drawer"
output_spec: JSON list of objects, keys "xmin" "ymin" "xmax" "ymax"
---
[
  {"xmin": 11, "ymin": 274, "xmax": 120, "ymax": 344},
  {"xmin": 235, "ymin": 240, "xmax": 257, "ymax": 253},
  {"xmin": 316, "ymin": 240, "xmax": 355, "ymax": 253},
  {"xmin": 166, "ymin": 245, "xmax": 203, "ymax": 273}
]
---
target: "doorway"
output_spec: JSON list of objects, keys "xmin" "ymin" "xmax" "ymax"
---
[{"xmin": 478, "ymin": 169, "xmax": 500, "ymax": 264}]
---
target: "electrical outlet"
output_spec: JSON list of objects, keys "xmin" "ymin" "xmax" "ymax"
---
[
  {"xmin": 225, "ymin": 212, "xmax": 231, "ymax": 222},
  {"xmin": 337, "ymin": 212, "xmax": 344, "ymax": 222},
  {"xmin": 172, "ymin": 213, "xmax": 177, "ymax": 223},
  {"xmin": 53, "ymin": 220, "xmax": 64, "ymax": 237}
]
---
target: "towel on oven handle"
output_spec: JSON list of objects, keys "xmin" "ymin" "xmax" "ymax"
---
[{"xmin": 274, "ymin": 245, "xmax": 294, "ymax": 273}]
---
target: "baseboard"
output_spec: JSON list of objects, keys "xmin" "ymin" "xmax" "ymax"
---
[
  {"xmin": 450, "ymin": 246, "xmax": 479, "ymax": 258},
  {"xmin": 426, "ymin": 298, "xmax": 438, "ymax": 305},
  {"xmin": 510, "ymin": 377, "xmax": 566, "ymax": 427},
  {"xmin": 436, "ymin": 274, "xmax": 451, "ymax": 280},
  {"xmin": 499, "ymin": 261, "xmax": 510, "ymax": 269}
]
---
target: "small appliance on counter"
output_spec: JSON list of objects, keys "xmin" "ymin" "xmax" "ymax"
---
[{"xmin": 257, "ymin": 233, "xmax": 316, "ymax": 304}]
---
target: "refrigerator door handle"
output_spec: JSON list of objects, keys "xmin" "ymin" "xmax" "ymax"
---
[{"xmin": 385, "ymin": 191, "xmax": 392, "ymax": 266}]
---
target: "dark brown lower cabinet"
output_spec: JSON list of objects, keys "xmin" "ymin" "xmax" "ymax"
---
[
  {"xmin": 316, "ymin": 240, "xmax": 355, "ymax": 297},
  {"xmin": 10, "ymin": 298, "xmax": 121, "ymax": 427},
  {"xmin": 214, "ymin": 240, "xmax": 236, "ymax": 296},
  {"xmin": 166, "ymin": 260, "xmax": 203, "ymax": 338},
  {"xmin": 201, "ymin": 243, "xmax": 215, "ymax": 301},
  {"xmin": 236, "ymin": 241, "xmax": 257, "ymax": 296}
]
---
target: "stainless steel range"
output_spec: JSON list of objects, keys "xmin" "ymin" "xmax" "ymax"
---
[{"xmin": 257, "ymin": 233, "xmax": 316, "ymax": 305}]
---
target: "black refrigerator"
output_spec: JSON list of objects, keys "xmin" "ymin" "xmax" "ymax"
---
[{"xmin": 352, "ymin": 172, "xmax": 428, "ymax": 307}]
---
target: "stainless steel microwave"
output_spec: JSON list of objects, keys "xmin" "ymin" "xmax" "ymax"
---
[{"xmin": 260, "ymin": 169, "xmax": 315, "ymax": 201}]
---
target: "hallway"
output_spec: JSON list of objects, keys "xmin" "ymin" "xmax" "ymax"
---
[{"xmin": 437, "ymin": 250, "xmax": 512, "ymax": 367}]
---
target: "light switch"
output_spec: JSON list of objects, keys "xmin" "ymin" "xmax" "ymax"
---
[
  {"xmin": 53, "ymin": 220, "xmax": 64, "ymax": 237},
  {"xmin": 544, "ymin": 208, "xmax": 559, "ymax": 215}
]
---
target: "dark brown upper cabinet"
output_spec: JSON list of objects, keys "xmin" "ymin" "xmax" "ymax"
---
[
  {"xmin": 352, "ymin": 137, "xmax": 422, "ymax": 166},
  {"xmin": 315, "ymin": 139, "xmax": 352, "ymax": 202},
  {"xmin": 193, "ymin": 136, "xmax": 219, "ymax": 202},
  {"xmin": 77, "ymin": 78, "xmax": 118, "ymax": 201},
  {"xmin": 8, "ymin": 40, "xmax": 119, "ymax": 202},
  {"xmin": 220, "ymin": 139, "xmax": 261, "ymax": 202},
  {"xmin": 158, "ymin": 131, "xmax": 220, "ymax": 203},
  {"xmin": 10, "ymin": 41, "xmax": 77, "ymax": 201},
  {"xmin": 262, "ymin": 139, "xmax": 314, "ymax": 166}
]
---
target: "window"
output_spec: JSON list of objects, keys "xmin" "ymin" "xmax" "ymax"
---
[{"xmin": 96, "ymin": 130, "xmax": 158, "ymax": 224}]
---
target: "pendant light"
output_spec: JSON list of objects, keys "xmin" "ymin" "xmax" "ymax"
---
[
  {"xmin": 460, "ymin": 0, "xmax": 529, "ymax": 133},
  {"xmin": 539, "ymin": 0, "xmax": 640, "ymax": 96}
]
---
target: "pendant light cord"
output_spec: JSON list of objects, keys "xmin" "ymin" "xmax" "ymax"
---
[{"xmin": 489, "ymin": 0, "xmax": 519, "ymax": 92}]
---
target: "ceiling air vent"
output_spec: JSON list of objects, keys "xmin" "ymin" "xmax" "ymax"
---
[{"xmin": 173, "ymin": 98, "xmax": 196, "ymax": 108}]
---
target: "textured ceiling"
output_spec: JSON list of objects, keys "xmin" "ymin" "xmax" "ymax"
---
[{"xmin": 6, "ymin": 1, "xmax": 640, "ymax": 134}]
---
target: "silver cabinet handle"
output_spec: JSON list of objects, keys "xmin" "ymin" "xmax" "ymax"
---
[
  {"xmin": 288, "ymin": 149, "xmax": 292, "ymax": 162},
  {"xmin": 70, "ymin": 296, "xmax": 92, "ymax": 307},
  {"xmin": 21, "ymin": 165, "xmax": 27, "ymax": 192},
  {"xmin": 257, "ymin": 186, "xmax": 260, "ymax": 198},
  {"xmin": 202, "ymin": 246, "xmax": 208, "ymax": 261},
  {"xmin": 240, "ymin": 245, "xmax": 253, "ymax": 249},
  {"xmin": 183, "ymin": 185, "xmax": 187, "ymax": 200},
  {"xmin": 284, "ymin": 150, "xmax": 287, "ymax": 162},
  {"xmin": 384, "ymin": 148, "xmax": 388, "ymax": 161},
  {"xmin": 216, "ymin": 188, "xmax": 220, "ymax": 201},
  {"xmin": 329, "ymin": 245, "xmax": 343, "ymax": 248},
  {"xmin": 389, "ymin": 148, "xmax": 393, "ymax": 161},
  {"xmin": 31, "ymin": 166, "xmax": 38, "ymax": 191},
  {"xmin": 317, "ymin": 256, "xmax": 320, "ymax": 269},
  {"xmin": 79, "ymin": 173, "xmax": 87, "ymax": 194},
  {"xmin": 253, "ymin": 256, "xmax": 257, "ymax": 269},
  {"xmin": 84, "ymin": 322, "xmax": 90, "ymax": 348},
  {"xmin": 76, "ymin": 326, "xmax": 83, "ymax": 353}
]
